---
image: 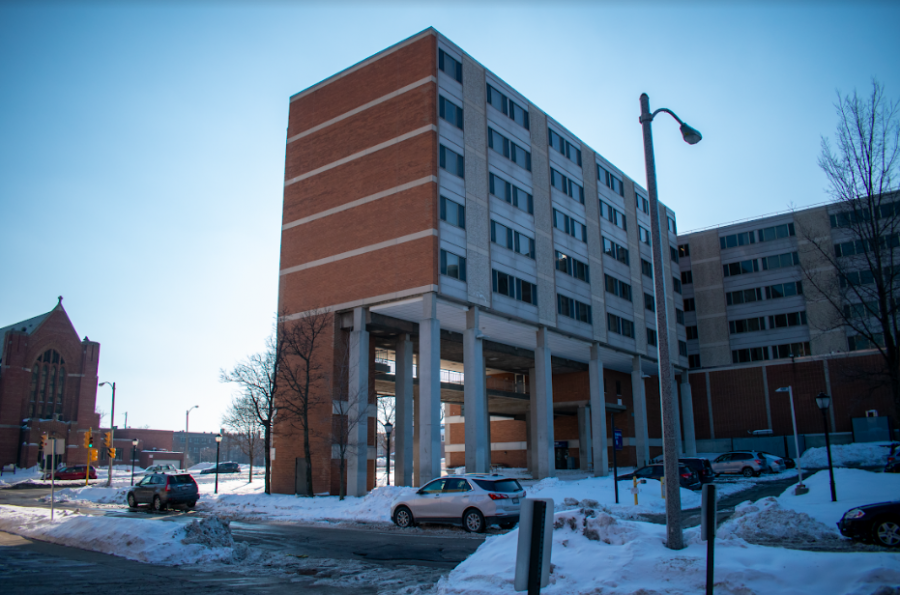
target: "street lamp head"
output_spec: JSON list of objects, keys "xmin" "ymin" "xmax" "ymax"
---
[
  {"xmin": 815, "ymin": 392, "xmax": 831, "ymax": 410},
  {"xmin": 383, "ymin": 422, "xmax": 394, "ymax": 435},
  {"xmin": 132, "ymin": 438, "xmax": 138, "ymax": 446},
  {"xmin": 679, "ymin": 122, "xmax": 702, "ymax": 145},
  {"xmin": 215, "ymin": 434, "xmax": 222, "ymax": 443},
  {"xmin": 775, "ymin": 386, "xmax": 791, "ymax": 393},
  {"xmin": 99, "ymin": 381, "xmax": 111, "ymax": 387}
]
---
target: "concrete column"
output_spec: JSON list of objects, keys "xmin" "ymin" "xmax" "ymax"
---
[
  {"xmin": 761, "ymin": 366, "xmax": 773, "ymax": 430},
  {"xmin": 705, "ymin": 372, "xmax": 715, "ymax": 439},
  {"xmin": 413, "ymin": 384, "xmax": 420, "ymax": 486},
  {"xmin": 631, "ymin": 356, "xmax": 650, "ymax": 467},
  {"xmin": 464, "ymin": 307, "xmax": 488, "ymax": 473},
  {"xmin": 680, "ymin": 373, "xmax": 697, "ymax": 456},
  {"xmin": 530, "ymin": 327, "xmax": 555, "ymax": 479},
  {"xmin": 577, "ymin": 405, "xmax": 591, "ymax": 472},
  {"xmin": 347, "ymin": 307, "xmax": 369, "ymax": 497},
  {"xmin": 673, "ymin": 374, "xmax": 684, "ymax": 455},
  {"xmin": 416, "ymin": 294, "xmax": 442, "ymax": 486},
  {"xmin": 524, "ymin": 411, "xmax": 533, "ymax": 477},
  {"xmin": 483, "ymin": 357, "xmax": 491, "ymax": 469},
  {"xmin": 588, "ymin": 344, "xmax": 608, "ymax": 476},
  {"xmin": 394, "ymin": 334, "xmax": 413, "ymax": 486}
]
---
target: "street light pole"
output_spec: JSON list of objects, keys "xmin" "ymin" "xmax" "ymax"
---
[
  {"xmin": 816, "ymin": 392, "xmax": 837, "ymax": 502},
  {"xmin": 215, "ymin": 433, "xmax": 222, "ymax": 494},
  {"xmin": 99, "ymin": 381, "xmax": 116, "ymax": 487},
  {"xmin": 639, "ymin": 93, "xmax": 701, "ymax": 551},
  {"xmin": 131, "ymin": 439, "xmax": 138, "ymax": 486},
  {"xmin": 383, "ymin": 422, "xmax": 393, "ymax": 486},
  {"xmin": 776, "ymin": 386, "xmax": 806, "ymax": 494}
]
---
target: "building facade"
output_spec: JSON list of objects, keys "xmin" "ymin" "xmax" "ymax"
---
[
  {"xmin": 272, "ymin": 28, "xmax": 695, "ymax": 496},
  {"xmin": 0, "ymin": 299, "xmax": 101, "ymax": 468}
]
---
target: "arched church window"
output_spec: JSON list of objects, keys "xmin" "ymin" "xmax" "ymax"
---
[
  {"xmin": 55, "ymin": 368, "xmax": 66, "ymax": 416},
  {"xmin": 30, "ymin": 350, "xmax": 65, "ymax": 420}
]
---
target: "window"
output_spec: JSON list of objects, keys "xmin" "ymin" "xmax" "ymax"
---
[
  {"xmin": 679, "ymin": 341, "xmax": 688, "ymax": 357},
  {"xmin": 554, "ymin": 209, "xmax": 587, "ymax": 242},
  {"xmin": 761, "ymin": 252, "xmax": 800, "ymax": 270},
  {"xmin": 670, "ymin": 246, "xmax": 679, "ymax": 263},
  {"xmin": 555, "ymin": 251, "xmax": 589, "ymax": 282},
  {"xmin": 849, "ymin": 334, "xmax": 884, "ymax": 351},
  {"xmin": 492, "ymin": 269, "xmax": 538, "ymax": 305},
  {"xmin": 439, "ymin": 49, "xmax": 462, "ymax": 82},
  {"xmin": 557, "ymin": 294, "xmax": 592, "ymax": 323},
  {"xmin": 667, "ymin": 216, "xmax": 677, "ymax": 234},
  {"xmin": 29, "ymin": 349, "xmax": 66, "ymax": 419},
  {"xmin": 636, "ymin": 193, "xmax": 649, "ymax": 214},
  {"xmin": 675, "ymin": 308, "xmax": 684, "ymax": 325},
  {"xmin": 607, "ymin": 313, "xmax": 635, "ymax": 338},
  {"xmin": 732, "ymin": 347, "xmax": 770, "ymax": 364},
  {"xmin": 765, "ymin": 281, "xmax": 803, "ymax": 299},
  {"xmin": 514, "ymin": 231, "xmax": 536, "ymax": 259},
  {"xmin": 723, "ymin": 259, "xmax": 759, "ymax": 277},
  {"xmin": 639, "ymin": 225, "xmax": 651, "ymax": 246},
  {"xmin": 440, "ymin": 196, "xmax": 465, "ymax": 229},
  {"xmin": 438, "ymin": 96, "xmax": 463, "ymax": 129},
  {"xmin": 726, "ymin": 287, "xmax": 762, "ymax": 305},
  {"xmin": 490, "ymin": 220, "xmax": 535, "ymax": 259},
  {"xmin": 729, "ymin": 316, "xmax": 766, "ymax": 334},
  {"xmin": 841, "ymin": 269, "xmax": 876, "ymax": 287},
  {"xmin": 768, "ymin": 311, "xmax": 807, "ymax": 329},
  {"xmin": 604, "ymin": 274, "xmax": 632, "ymax": 301},
  {"xmin": 486, "ymin": 84, "xmax": 529, "ymax": 129},
  {"xmin": 600, "ymin": 200, "xmax": 627, "ymax": 230},
  {"xmin": 844, "ymin": 301, "xmax": 878, "ymax": 319},
  {"xmin": 719, "ymin": 231, "xmax": 755, "ymax": 249},
  {"xmin": 551, "ymin": 168, "xmax": 584, "ymax": 203},
  {"xmin": 678, "ymin": 244, "xmax": 690, "ymax": 258},
  {"xmin": 681, "ymin": 270, "xmax": 693, "ymax": 285},
  {"xmin": 757, "ymin": 223, "xmax": 795, "ymax": 242},
  {"xmin": 489, "ymin": 172, "xmax": 533, "ymax": 215},
  {"xmin": 832, "ymin": 235, "xmax": 900, "ymax": 257},
  {"xmin": 686, "ymin": 325, "xmax": 699, "ymax": 340},
  {"xmin": 647, "ymin": 328, "xmax": 657, "ymax": 346},
  {"xmin": 683, "ymin": 298, "xmax": 695, "ymax": 312},
  {"xmin": 641, "ymin": 258, "xmax": 653, "ymax": 278},
  {"xmin": 597, "ymin": 164, "xmax": 624, "ymax": 196},
  {"xmin": 673, "ymin": 277, "xmax": 682, "ymax": 294},
  {"xmin": 440, "ymin": 145, "xmax": 464, "ymax": 178},
  {"xmin": 644, "ymin": 292, "xmax": 655, "ymax": 312},
  {"xmin": 488, "ymin": 128, "xmax": 531, "ymax": 171},
  {"xmin": 771, "ymin": 342, "xmax": 811, "ymax": 359},
  {"xmin": 602, "ymin": 237, "xmax": 629, "ymax": 265},
  {"xmin": 549, "ymin": 129, "xmax": 582, "ymax": 166},
  {"xmin": 688, "ymin": 354, "xmax": 701, "ymax": 369}
]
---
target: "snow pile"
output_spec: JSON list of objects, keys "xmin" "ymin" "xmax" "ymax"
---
[
  {"xmin": 0, "ymin": 465, "xmax": 44, "ymax": 487},
  {"xmin": 801, "ymin": 442, "xmax": 892, "ymax": 469},
  {"xmin": 44, "ymin": 485, "xmax": 129, "ymax": 505},
  {"xmin": 527, "ymin": 475, "xmax": 702, "ymax": 517},
  {"xmin": 436, "ymin": 506, "xmax": 900, "ymax": 595},
  {"xmin": 718, "ymin": 497, "xmax": 839, "ymax": 543}
]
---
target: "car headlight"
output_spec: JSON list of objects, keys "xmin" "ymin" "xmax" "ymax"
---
[{"xmin": 843, "ymin": 509, "xmax": 865, "ymax": 520}]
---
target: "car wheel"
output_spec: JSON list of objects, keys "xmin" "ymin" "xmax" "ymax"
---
[
  {"xmin": 393, "ymin": 505, "xmax": 415, "ymax": 528},
  {"xmin": 152, "ymin": 496, "xmax": 165, "ymax": 512},
  {"xmin": 185, "ymin": 501, "xmax": 196, "ymax": 510},
  {"xmin": 463, "ymin": 508, "xmax": 486, "ymax": 533},
  {"xmin": 873, "ymin": 518, "xmax": 900, "ymax": 548},
  {"xmin": 741, "ymin": 467, "xmax": 755, "ymax": 478},
  {"xmin": 127, "ymin": 493, "xmax": 138, "ymax": 509}
]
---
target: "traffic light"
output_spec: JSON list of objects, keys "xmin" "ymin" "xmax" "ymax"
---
[
  {"xmin": 83, "ymin": 429, "xmax": 93, "ymax": 448},
  {"xmin": 89, "ymin": 448, "xmax": 99, "ymax": 462},
  {"xmin": 41, "ymin": 433, "xmax": 49, "ymax": 450},
  {"xmin": 108, "ymin": 448, "xmax": 117, "ymax": 459},
  {"xmin": 104, "ymin": 431, "xmax": 112, "ymax": 449}
]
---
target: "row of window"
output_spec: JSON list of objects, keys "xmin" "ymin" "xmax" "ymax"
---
[
  {"xmin": 725, "ymin": 281, "xmax": 803, "ymax": 305},
  {"xmin": 600, "ymin": 200, "xmax": 627, "ymax": 230},
  {"xmin": 549, "ymin": 129, "xmax": 582, "ymax": 166},
  {"xmin": 28, "ymin": 349, "xmax": 67, "ymax": 420},
  {"xmin": 554, "ymin": 209, "xmax": 588, "ymax": 242},
  {"xmin": 488, "ymin": 128, "xmax": 531, "ymax": 171},
  {"xmin": 849, "ymin": 334, "xmax": 884, "ymax": 352},
  {"xmin": 598, "ymin": 164, "xmax": 624, "ymax": 196},
  {"xmin": 720, "ymin": 223, "xmax": 795, "ymax": 249},
  {"xmin": 439, "ymin": 95, "xmax": 464, "ymax": 129},
  {"xmin": 722, "ymin": 251, "xmax": 799, "ymax": 277},
  {"xmin": 487, "ymin": 84, "xmax": 529, "ymax": 130},
  {"xmin": 556, "ymin": 251, "xmax": 589, "ymax": 282},
  {"xmin": 830, "ymin": 200, "xmax": 899, "ymax": 228},
  {"xmin": 489, "ymin": 172, "xmax": 533, "ymax": 215},
  {"xmin": 602, "ymin": 237, "xmax": 630, "ymax": 265},
  {"xmin": 491, "ymin": 220, "xmax": 535, "ymax": 259},
  {"xmin": 557, "ymin": 294, "xmax": 592, "ymax": 323},
  {"xmin": 728, "ymin": 310, "xmax": 807, "ymax": 334},
  {"xmin": 551, "ymin": 168, "xmax": 584, "ymax": 203},
  {"xmin": 844, "ymin": 301, "xmax": 878, "ymax": 319},
  {"xmin": 605, "ymin": 274, "xmax": 632, "ymax": 301},
  {"xmin": 834, "ymin": 233, "xmax": 900, "ymax": 257},
  {"xmin": 607, "ymin": 313, "xmax": 635, "ymax": 338},
  {"xmin": 732, "ymin": 341, "xmax": 811, "ymax": 364},
  {"xmin": 492, "ymin": 269, "xmax": 538, "ymax": 305}
]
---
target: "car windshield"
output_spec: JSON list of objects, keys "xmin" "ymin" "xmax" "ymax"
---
[
  {"xmin": 168, "ymin": 474, "xmax": 194, "ymax": 484},
  {"xmin": 473, "ymin": 478, "xmax": 522, "ymax": 492}
]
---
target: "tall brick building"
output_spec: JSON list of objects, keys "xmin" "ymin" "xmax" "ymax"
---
[{"xmin": 0, "ymin": 299, "xmax": 101, "ymax": 468}]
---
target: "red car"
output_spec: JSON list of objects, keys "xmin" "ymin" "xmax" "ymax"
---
[{"xmin": 44, "ymin": 465, "xmax": 98, "ymax": 480}]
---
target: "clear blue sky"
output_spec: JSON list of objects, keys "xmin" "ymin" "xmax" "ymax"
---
[{"xmin": 2, "ymin": 2, "xmax": 898, "ymax": 433}]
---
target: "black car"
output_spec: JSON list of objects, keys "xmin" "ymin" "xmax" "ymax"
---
[
  {"xmin": 201, "ymin": 462, "xmax": 240, "ymax": 474},
  {"xmin": 679, "ymin": 457, "xmax": 716, "ymax": 484},
  {"xmin": 838, "ymin": 501, "xmax": 900, "ymax": 547},
  {"xmin": 616, "ymin": 464, "xmax": 701, "ymax": 490}
]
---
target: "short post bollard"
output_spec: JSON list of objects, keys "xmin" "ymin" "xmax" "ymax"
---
[
  {"xmin": 660, "ymin": 475, "xmax": 666, "ymax": 499},
  {"xmin": 514, "ymin": 498, "xmax": 554, "ymax": 593},
  {"xmin": 701, "ymin": 483, "xmax": 718, "ymax": 595}
]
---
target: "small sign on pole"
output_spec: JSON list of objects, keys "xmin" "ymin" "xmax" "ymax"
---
[
  {"xmin": 701, "ymin": 483, "xmax": 718, "ymax": 595},
  {"xmin": 514, "ymin": 498, "xmax": 554, "ymax": 593},
  {"xmin": 613, "ymin": 430, "xmax": 623, "ymax": 451}
]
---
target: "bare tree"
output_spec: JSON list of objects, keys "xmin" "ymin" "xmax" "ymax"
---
[
  {"xmin": 199, "ymin": 446, "xmax": 216, "ymax": 463},
  {"xmin": 220, "ymin": 329, "xmax": 281, "ymax": 494},
  {"xmin": 800, "ymin": 79, "xmax": 899, "ymax": 420},
  {"xmin": 222, "ymin": 395, "xmax": 264, "ymax": 483},
  {"xmin": 277, "ymin": 309, "xmax": 332, "ymax": 497}
]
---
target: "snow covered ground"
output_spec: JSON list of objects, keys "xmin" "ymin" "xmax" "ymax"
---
[{"xmin": 800, "ymin": 441, "xmax": 894, "ymax": 469}]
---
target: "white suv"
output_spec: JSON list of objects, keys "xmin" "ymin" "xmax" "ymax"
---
[{"xmin": 392, "ymin": 474, "xmax": 525, "ymax": 533}]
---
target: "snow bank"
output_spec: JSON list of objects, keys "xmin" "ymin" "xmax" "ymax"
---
[
  {"xmin": 437, "ymin": 506, "xmax": 900, "ymax": 594},
  {"xmin": 527, "ymin": 475, "xmax": 702, "ymax": 517},
  {"xmin": 719, "ymin": 497, "xmax": 839, "ymax": 543},
  {"xmin": 44, "ymin": 485, "xmax": 130, "ymax": 505},
  {"xmin": 801, "ymin": 442, "xmax": 892, "ymax": 469}
]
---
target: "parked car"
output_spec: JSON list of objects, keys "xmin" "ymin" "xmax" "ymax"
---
[
  {"xmin": 678, "ymin": 458, "xmax": 716, "ymax": 484},
  {"xmin": 615, "ymin": 464, "xmax": 702, "ymax": 490},
  {"xmin": 885, "ymin": 444, "xmax": 900, "ymax": 472},
  {"xmin": 44, "ymin": 465, "xmax": 97, "ymax": 480},
  {"xmin": 838, "ymin": 501, "xmax": 900, "ymax": 547},
  {"xmin": 201, "ymin": 462, "xmax": 240, "ymax": 474},
  {"xmin": 710, "ymin": 452, "xmax": 767, "ymax": 477},
  {"xmin": 757, "ymin": 452, "xmax": 787, "ymax": 473},
  {"xmin": 141, "ymin": 464, "xmax": 180, "ymax": 474},
  {"xmin": 127, "ymin": 473, "xmax": 199, "ymax": 511},
  {"xmin": 392, "ymin": 474, "xmax": 525, "ymax": 533}
]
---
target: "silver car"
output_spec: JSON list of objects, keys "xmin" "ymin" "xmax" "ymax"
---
[
  {"xmin": 392, "ymin": 474, "xmax": 525, "ymax": 533},
  {"xmin": 711, "ymin": 452, "xmax": 767, "ymax": 477}
]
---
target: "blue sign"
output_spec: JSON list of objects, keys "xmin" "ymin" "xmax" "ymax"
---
[
  {"xmin": 614, "ymin": 430, "xmax": 623, "ymax": 451},
  {"xmin": 554, "ymin": 441, "xmax": 569, "ymax": 449}
]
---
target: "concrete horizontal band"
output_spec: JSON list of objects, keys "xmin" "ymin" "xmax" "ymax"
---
[
  {"xmin": 282, "ymin": 176, "xmax": 437, "ymax": 230},
  {"xmin": 279, "ymin": 229, "xmax": 437, "ymax": 276},
  {"xmin": 281, "ymin": 284, "xmax": 439, "ymax": 322},
  {"xmin": 331, "ymin": 444, "xmax": 377, "ymax": 460},
  {"xmin": 284, "ymin": 124, "xmax": 437, "ymax": 187},
  {"xmin": 287, "ymin": 76, "xmax": 436, "ymax": 143}
]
